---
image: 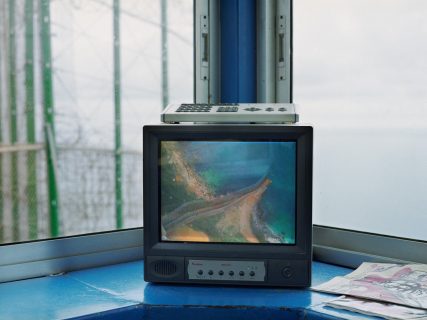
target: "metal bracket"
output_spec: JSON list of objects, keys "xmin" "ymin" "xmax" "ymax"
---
[
  {"xmin": 257, "ymin": 0, "xmax": 292, "ymax": 103},
  {"xmin": 200, "ymin": 14, "xmax": 209, "ymax": 81},
  {"xmin": 275, "ymin": 0, "xmax": 292, "ymax": 103},
  {"xmin": 194, "ymin": 0, "xmax": 219, "ymax": 104},
  {"xmin": 277, "ymin": 14, "xmax": 286, "ymax": 81}
]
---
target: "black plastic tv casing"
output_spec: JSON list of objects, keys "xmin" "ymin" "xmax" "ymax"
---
[{"xmin": 143, "ymin": 124, "xmax": 313, "ymax": 287}]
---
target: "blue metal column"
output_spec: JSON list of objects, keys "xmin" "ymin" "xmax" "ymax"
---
[{"xmin": 220, "ymin": 0, "xmax": 256, "ymax": 103}]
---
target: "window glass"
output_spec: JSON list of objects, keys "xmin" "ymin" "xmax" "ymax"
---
[
  {"xmin": 0, "ymin": 0, "xmax": 193, "ymax": 243},
  {"xmin": 294, "ymin": 0, "xmax": 427, "ymax": 240}
]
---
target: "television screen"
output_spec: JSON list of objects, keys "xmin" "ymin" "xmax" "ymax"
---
[{"xmin": 160, "ymin": 140, "xmax": 296, "ymax": 245}]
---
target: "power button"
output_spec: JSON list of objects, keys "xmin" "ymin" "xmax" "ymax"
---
[{"xmin": 281, "ymin": 267, "xmax": 292, "ymax": 279}]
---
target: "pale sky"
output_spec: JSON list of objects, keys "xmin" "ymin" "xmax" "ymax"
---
[
  {"xmin": 50, "ymin": 0, "xmax": 193, "ymax": 148},
  {"xmin": 294, "ymin": 0, "xmax": 427, "ymax": 122},
  {"xmin": 31, "ymin": 0, "xmax": 427, "ymax": 240},
  {"xmin": 47, "ymin": 0, "xmax": 427, "ymax": 150},
  {"xmin": 293, "ymin": 0, "xmax": 427, "ymax": 241}
]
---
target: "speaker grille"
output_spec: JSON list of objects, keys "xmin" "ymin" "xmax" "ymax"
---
[{"xmin": 152, "ymin": 260, "xmax": 178, "ymax": 276}]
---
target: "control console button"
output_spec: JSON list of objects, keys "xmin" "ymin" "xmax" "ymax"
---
[
  {"xmin": 177, "ymin": 104, "xmax": 213, "ymax": 113},
  {"xmin": 218, "ymin": 270, "xmax": 224, "ymax": 276},
  {"xmin": 208, "ymin": 270, "xmax": 213, "ymax": 275},
  {"xmin": 198, "ymin": 270, "xmax": 203, "ymax": 275},
  {"xmin": 239, "ymin": 271, "xmax": 245, "ymax": 276},
  {"xmin": 217, "ymin": 106, "xmax": 238, "ymax": 112},
  {"xmin": 244, "ymin": 107, "xmax": 261, "ymax": 112},
  {"xmin": 265, "ymin": 107, "xmax": 274, "ymax": 112},
  {"xmin": 281, "ymin": 267, "xmax": 292, "ymax": 279},
  {"xmin": 229, "ymin": 271, "xmax": 234, "ymax": 276},
  {"xmin": 249, "ymin": 271, "xmax": 255, "ymax": 277}
]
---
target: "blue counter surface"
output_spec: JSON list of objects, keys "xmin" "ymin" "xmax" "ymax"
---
[{"xmin": 0, "ymin": 261, "xmax": 377, "ymax": 320}]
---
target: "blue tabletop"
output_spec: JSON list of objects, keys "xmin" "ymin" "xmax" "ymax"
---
[{"xmin": 0, "ymin": 261, "xmax": 376, "ymax": 320}]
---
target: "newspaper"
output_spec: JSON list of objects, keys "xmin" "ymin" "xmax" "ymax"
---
[
  {"xmin": 326, "ymin": 296, "xmax": 427, "ymax": 320},
  {"xmin": 312, "ymin": 263, "xmax": 427, "ymax": 309}
]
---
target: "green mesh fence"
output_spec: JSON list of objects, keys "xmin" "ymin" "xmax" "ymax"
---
[
  {"xmin": 0, "ymin": 147, "xmax": 142, "ymax": 243},
  {"xmin": 0, "ymin": 147, "xmax": 47, "ymax": 242},
  {"xmin": 0, "ymin": 0, "xmax": 190, "ymax": 244}
]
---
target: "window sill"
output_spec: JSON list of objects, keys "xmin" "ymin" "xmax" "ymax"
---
[{"xmin": 0, "ymin": 261, "xmax": 370, "ymax": 320}]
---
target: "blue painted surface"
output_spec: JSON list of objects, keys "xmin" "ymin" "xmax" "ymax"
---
[
  {"xmin": 0, "ymin": 273, "xmax": 133, "ymax": 319},
  {"xmin": 143, "ymin": 305, "xmax": 301, "ymax": 320},
  {"xmin": 0, "ymin": 261, "xmax": 372, "ymax": 320},
  {"xmin": 308, "ymin": 304, "xmax": 382, "ymax": 320},
  {"xmin": 68, "ymin": 260, "xmax": 147, "ymax": 303},
  {"xmin": 220, "ymin": 0, "xmax": 256, "ymax": 103}
]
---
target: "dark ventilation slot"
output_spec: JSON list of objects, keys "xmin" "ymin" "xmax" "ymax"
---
[{"xmin": 152, "ymin": 260, "xmax": 178, "ymax": 277}]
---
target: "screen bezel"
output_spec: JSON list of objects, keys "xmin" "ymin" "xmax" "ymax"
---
[
  {"xmin": 144, "ymin": 125, "xmax": 312, "ymax": 260},
  {"xmin": 158, "ymin": 139, "xmax": 298, "ymax": 246}
]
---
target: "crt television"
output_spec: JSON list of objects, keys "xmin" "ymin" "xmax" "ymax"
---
[{"xmin": 143, "ymin": 124, "xmax": 313, "ymax": 287}]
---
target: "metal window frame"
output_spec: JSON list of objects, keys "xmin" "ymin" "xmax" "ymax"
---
[
  {"xmin": 313, "ymin": 225, "xmax": 427, "ymax": 268},
  {"xmin": 0, "ymin": 228, "xmax": 143, "ymax": 283},
  {"xmin": 1, "ymin": 225, "xmax": 426, "ymax": 283},
  {"xmin": 194, "ymin": 0, "xmax": 220, "ymax": 104},
  {"xmin": 257, "ymin": 0, "xmax": 292, "ymax": 103},
  {"xmin": 194, "ymin": 0, "xmax": 292, "ymax": 104}
]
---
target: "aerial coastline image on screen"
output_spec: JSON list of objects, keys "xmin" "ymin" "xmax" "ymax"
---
[{"xmin": 160, "ymin": 141, "xmax": 296, "ymax": 244}]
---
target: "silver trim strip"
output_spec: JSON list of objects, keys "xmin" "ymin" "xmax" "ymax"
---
[
  {"xmin": 0, "ymin": 228, "xmax": 143, "ymax": 283},
  {"xmin": 1, "ymin": 225, "xmax": 425, "ymax": 283},
  {"xmin": 313, "ymin": 225, "xmax": 427, "ymax": 268},
  {"xmin": 257, "ymin": 0, "xmax": 275, "ymax": 102},
  {"xmin": 314, "ymin": 245, "xmax": 411, "ymax": 269},
  {"xmin": 208, "ymin": 0, "xmax": 220, "ymax": 103},
  {"xmin": 276, "ymin": 0, "xmax": 291, "ymax": 103}
]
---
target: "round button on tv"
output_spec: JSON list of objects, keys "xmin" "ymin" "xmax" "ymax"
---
[
  {"xmin": 198, "ymin": 270, "xmax": 203, "ymax": 275},
  {"xmin": 239, "ymin": 271, "xmax": 245, "ymax": 276},
  {"xmin": 208, "ymin": 270, "xmax": 213, "ymax": 275},
  {"xmin": 218, "ymin": 270, "xmax": 224, "ymax": 276},
  {"xmin": 281, "ymin": 267, "xmax": 292, "ymax": 279},
  {"xmin": 249, "ymin": 271, "xmax": 255, "ymax": 277},
  {"xmin": 229, "ymin": 271, "xmax": 234, "ymax": 276}
]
